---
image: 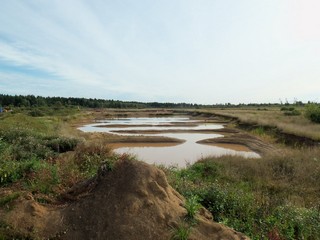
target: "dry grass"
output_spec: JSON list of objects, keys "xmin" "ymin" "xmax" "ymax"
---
[
  {"xmin": 198, "ymin": 147, "xmax": 320, "ymax": 207},
  {"xmin": 208, "ymin": 107, "xmax": 320, "ymax": 141}
]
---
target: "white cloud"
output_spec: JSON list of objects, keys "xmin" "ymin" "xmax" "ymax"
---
[{"xmin": 0, "ymin": 0, "xmax": 319, "ymax": 104}]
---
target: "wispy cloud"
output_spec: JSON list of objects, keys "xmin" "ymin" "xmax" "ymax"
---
[{"xmin": 0, "ymin": 0, "xmax": 319, "ymax": 103}]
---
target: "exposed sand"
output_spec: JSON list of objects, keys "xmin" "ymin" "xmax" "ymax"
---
[{"xmin": 202, "ymin": 143, "xmax": 253, "ymax": 152}]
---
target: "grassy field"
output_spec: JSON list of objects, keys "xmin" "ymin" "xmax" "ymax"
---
[
  {"xmin": 164, "ymin": 149, "xmax": 320, "ymax": 239},
  {"xmin": 0, "ymin": 106, "xmax": 320, "ymax": 239},
  {"xmin": 204, "ymin": 106, "xmax": 320, "ymax": 141}
]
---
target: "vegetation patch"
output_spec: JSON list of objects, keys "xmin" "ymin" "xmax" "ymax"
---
[
  {"xmin": 184, "ymin": 195, "xmax": 201, "ymax": 222},
  {"xmin": 170, "ymin": 221, "xmax": 191, "ymax": 240},
  {"xmin": 0, "ymin": 192, "xmax": 20, "ymax": 208},
  {"xmin": 166, "ymin": 150, "xmax": 320, "ymax": 239},
  {"xmin": 305, "ymin": 103, "xmax": 320, "ymax": 123}
]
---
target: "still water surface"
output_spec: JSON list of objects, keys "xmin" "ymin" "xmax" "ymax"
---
[{"xmin": 79, "ymin": 117, "xmax": 260, "ymax": 167}]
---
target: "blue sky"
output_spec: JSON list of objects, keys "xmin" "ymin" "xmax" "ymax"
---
[{"xmin": 0, "ymin": 0, "xmax": 319, "ymax": 104}]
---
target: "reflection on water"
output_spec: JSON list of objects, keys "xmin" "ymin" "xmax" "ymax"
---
[{"xmin": 79, "ymin": 117, "xmax": 260, "ymax": 167}]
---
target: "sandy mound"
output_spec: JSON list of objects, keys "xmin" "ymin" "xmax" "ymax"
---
[{"xmin": 2, "ymin": 159, "xmax": 249, "ymax": 240}]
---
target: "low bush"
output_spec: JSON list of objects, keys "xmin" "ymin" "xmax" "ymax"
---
[
  {"xmin": 44, "ymin": 136, "xmax": 80, "ymax": 153},
  {"xmin": 283, "ymin": 109, "xmax": 301, "ymax": 116},
  {"xmin": 28, "ymin": 109, "xmax": 45, "ymax": 117},
  {"xmin": 280, "ymin": 106, "xmax": 295, "ymax": 111},
  {"xmin": 0, "ymin": 127, "xmax": 79, "ymax": 189},
  {"xmin": 305, "ymin": 103, "xmax": 320, "ymax": 123},
  {"xmin": 0, "ymin": 128, "xmax": 79, "ymax": 161}
]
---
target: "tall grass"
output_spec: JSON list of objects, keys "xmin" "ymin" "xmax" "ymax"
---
[{"xmin": 210, "ymin": 107, "xmax": 320, "ymax": 141}]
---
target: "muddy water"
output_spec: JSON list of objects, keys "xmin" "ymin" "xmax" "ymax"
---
[{"xmin": 79, "ymin": 117, "xmax": 260, "ymax": 167}]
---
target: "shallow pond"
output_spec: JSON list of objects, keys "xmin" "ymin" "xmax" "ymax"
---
[{"xmin": 79, "ymin": 117, "xmax": 260, "ymax": 167}]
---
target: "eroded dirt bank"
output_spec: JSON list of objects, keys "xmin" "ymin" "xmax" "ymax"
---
[
  {"xmin": 2, "ymin": 159, "xmax": 249, "ymax": 240},
  {"xmin": 197, "ymin": 133, "xmax": 277, "ymax": 155}
]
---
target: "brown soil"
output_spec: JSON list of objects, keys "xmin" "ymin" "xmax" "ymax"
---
[
  {"xmin": 109, "ymin": 142, "xmax": 182, "ymax": 149},
  {"xmin": 2, "ymin": 159, "xmax": 248, "ymax": 240},
  {"xmin": 111, "ymin": 128, "xmax": 238, "ymax": 135},
  {"xmin": 197, "ymin": 133, "xmax": 277, "ymax": 156},
  {"xmin": 83, "ymin": 132, "xmax": 186, "ymax": 144},
  {"xmin": 98, "ymin": 123, "xmax": 199, "ymax": 128},
  {"xmin": 207, "ymin": 143, "xmax": 253, "ymax": 152}
]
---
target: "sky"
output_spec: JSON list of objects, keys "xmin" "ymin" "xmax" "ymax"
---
[{"xmin": 0, "ymin": 0, "xmax": 320, "ymax": 104}]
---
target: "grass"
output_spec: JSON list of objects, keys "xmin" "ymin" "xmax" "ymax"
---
[
  {"xmin": 0, "ymin": 108, "xmax": 115, "ymax": 196},
  {"xmin": 170, "ymin": 222, "xmax": 191, "ymax": 240},
  {"xmin": 184, "ymin": 195, "xmax": 201, "ymax": 221},
  {"xmin": 165, "ymin": 148, "xmax": 320, "ymax": 239},
  {"xmin": 0, "ymin": 192, "xmax": 20, "ymax": 207},
  {"xmin": 1, "ymin": 107, "xmax": 320, "ymax": 239},
  {"xmin": 207, "ymin": 106, "xmax": 320, "ymax": 141}
]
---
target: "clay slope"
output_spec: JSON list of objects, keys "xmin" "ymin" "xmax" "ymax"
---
[{"xmin": 2, "ymin": 159, "xmax": 249, "ymax": 240}]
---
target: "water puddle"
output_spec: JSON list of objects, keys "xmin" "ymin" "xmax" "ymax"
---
[{"xmin": 79, "ymin": 117, "xmax": 260, "ymax": 167}]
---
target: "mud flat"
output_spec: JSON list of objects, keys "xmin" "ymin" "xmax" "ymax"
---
[
  {"xmin": 197, "ymin": 133, "xmax": 277, "ymax": 156},
  {"xmin": 79, "ymin": 116, "xmax": 262, "ymax": 167},
  {"xmin": 110, "ymin": 128, "xmax": 238, "ymax": 135}
]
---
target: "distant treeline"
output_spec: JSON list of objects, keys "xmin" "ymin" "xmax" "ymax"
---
[{"xmin": 0, "ymin": 94, "xmax": 304, "ymax": 109}]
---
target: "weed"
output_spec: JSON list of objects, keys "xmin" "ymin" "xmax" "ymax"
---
[
  {"xmin": 0, "ymin": 193, "xmax": 20, "ymax": 207},
  {"xmin": 26, "ymin": 163, "xmax": 60, "ymax": 194},
  {"xmin": 170, "ymin": 222, "xmax": 191, "ymax": 240},
  {"xmin": 184, "ymin": 195, "xmax": 201, "ymax": 221},
  {"xmin": 251, "ymin": 126, "xmax": 266, "ymax": 136},
  {"xmin": 74, "ymin": 143, "xmax": 113, "ymax": 177}
]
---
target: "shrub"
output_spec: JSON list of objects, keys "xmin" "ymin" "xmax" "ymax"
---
[
  {"xmin": 0, "ymin": 128, "xmax": 80, "ymax": 161},
  {"xmin": 280, "ymin": 107, "xmax": 295, "ymax": 111},
  {"xmin": 44, "ymin": 136, "xmax": 80, "ymax": 153},
  {"xmin": 28, "ymin": 109, "xmax": 45, "ymax": 117},
  {"xmin": 305, "ymin": 104, "xmax": 320, "ymax": 123},
  {"xmin": 265, "ymin": 206, "xmax": 320, "ymax": 239},
  {"xmin": 283, "ymin": 109, "xmax": 301, "ymax": 116}
]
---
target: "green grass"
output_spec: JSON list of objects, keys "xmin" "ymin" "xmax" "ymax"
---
[
  {"xmin": 0, "ymin": 110, "xmax": 120, "ymax": 195},
  {"xmin": 305, "ymin": 103, "xmax": 320, "ymax": 123},
  {"xmin": 170, "ymin": 222, "xmax": 191, "ymax": 240},
  {"xmin": 1, "ymin": 107, "xmax": 320, "ymax": 239},
  {"xmin": 166, "ymin": 148, "xmax": 320, "ymax": 239},
  {"xmin": 184, "ymin": 195, "xmax": 201, "ymax": 221}
]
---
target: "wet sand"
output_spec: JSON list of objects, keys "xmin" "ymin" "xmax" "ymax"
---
[
  {"xmin": 98, "ymin": 123, "xmax": 199, "ymax": 128},
  {"xmin": 78, "ymin": 116, "xmax": 264, "ymax": 166},
  {"xmin": 197, "ymin": 133, "xmax": 277, "ymax": 155},
  {"xmin": 109, "ymin": 142, "xmax": 183, "ymax": 149},
  {"xmin": 200, "ymin": 143, "xmax": 252, "ymax": 152},
  {"xmin": 110, "ymin": 128, "xmax": 238, "ymax": 135}
]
